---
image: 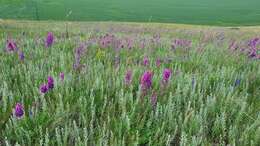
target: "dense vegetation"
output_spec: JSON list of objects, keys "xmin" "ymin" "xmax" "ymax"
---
[
  {"xmin": 0, "ymin": 21, "xmax": 260, "ymax": 145},
  {"xmin": 1, "ymin": 0, "xmax": 260, "ymax": 25}
]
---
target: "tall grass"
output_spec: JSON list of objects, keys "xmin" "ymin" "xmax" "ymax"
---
[{"xmin": 0, "ymin": 21, "xmax": 259, "ymax": 146}]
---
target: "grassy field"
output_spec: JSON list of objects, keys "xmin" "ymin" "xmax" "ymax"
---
[
  {"xmin": 0, "ymin": 20, "xmax": 260, "ymax": 145},
  {"xmin": 1, "ymin": 0, "xmax": 260, "ymax": 25}
]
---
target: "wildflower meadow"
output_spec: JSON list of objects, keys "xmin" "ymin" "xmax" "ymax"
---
[{"xmin": 0, "ymin": 21, "xmax": 259, "ymax": 145}]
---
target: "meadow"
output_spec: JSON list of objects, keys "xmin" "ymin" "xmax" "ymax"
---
[
  {"xmin": 0, "ymin": 20, "xmax": 260, "ymax": 145},
  {"xmin": 1, "ymin": 0, "xmax": 260, "ymax": 25}
]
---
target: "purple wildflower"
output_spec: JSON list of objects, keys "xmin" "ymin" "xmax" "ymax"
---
[
  {"xmin": 14, "ymin": 103, "xmax": 24, "ymax": 118},
  {"xmin": 249, "ymin": 50, "xmax": 257, "ymax": 58},
  {"xmin": 248, "ymin": 38, "xmax": 259, "ymax": 49},
  {"xmin": 99, "ymin": 34, "xmax": 114, "ymax": 48},
  {"xmin": 40, "ymin": 84, "xmax": 48, "ymax": 94},
  {"xmin": 6, "ymin": 39, "xmax": 18, "ymax": 52},
  {"xmin": 143, "ymin": 56, "xmax": 149, "ymax": 66},
  {"xmin": 60, "ymin": 72, "xmax": 64, "ymax": 81},
  {"xmin": 73, "ymin": 44, "xmax": 85, "ymax": 70},
  {"xmin": 19, "ymin": 51, "xmax": 25, "ymax": 61},
  {"xmin": 47, "ymin": 76, "xmax": 54, "ymax": 89},
  {"xmin": 234, "ymin": 79, "xmax": 241, "ymax": 87},
  {"xmin": 140, "ymin": 71, "xmax": 153, "ymax": 90},
  {"xmin": 45, "ymin": 32, "xmax": 54, "ymax": 48},
  {"xmin": 247, "ymin": 38, "xmax": 260, "ymax": 59},
  {"xmin": 163, "ymin": 68, "xmax": 171, "ymax": 83},
  {"xmin": 173, "ymin": 39, "xmax": 192, "ymax": 49},
  {"xmin": 150, "ymin": 92, "xmax": 157, "ymax": 110},
  {"xmin": 124, "ymin": 70, "xmax": 132, "ymax": 85}
]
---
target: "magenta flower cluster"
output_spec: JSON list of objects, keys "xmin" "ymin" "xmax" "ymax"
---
[
  {"xmin": 228, "ymin": 38, "xmax": 260, "ymax": 59},
  {"xmin": 45, "ymin": 32, "xmax": 54, "ymax": 48},
  {"xmin": 40, "ymin": 76, "xmax": 55, "ymax": 94},
  {"xmin": 6, "ymin": 39, "xmax": 18, "ymax": 52},
  {"xmin": 47, "ymin": 76, "xmax": 54, "ymax": 89},
  {"xmin": 14, "ymin": 103, "xmax": 24, "ymax": 118},
  {"xmin": 40, "ymin": 84, "xmax": 48, "ymax": 94},
  {"xmin": 172, "ymin": 39, "xmax": 192, "ymax": 50},
  {"xmin": 162, "ymin": 68, "xmax": 172, "ymax": 83},
  {"xmin": 98, "ymin": 34, "xmax": 134, "ymax": 50},
  {"xmin": 5, "ymin": 39, "xmax": 25, "ymax": 61},
  {"xmin": 140, "ymin": 71, "xmax": 153, "ymax": 90},
  {"xmin": 248, "ymin": 38, "xmax": 260, "ymax": 59}
]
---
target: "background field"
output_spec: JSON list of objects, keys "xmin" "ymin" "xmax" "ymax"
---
[{"xmin": 1, "ymin": 0, "xmax": 260, "ymax": 26}]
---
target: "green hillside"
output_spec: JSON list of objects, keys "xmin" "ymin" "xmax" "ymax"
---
[{"xmin": 1, "ymin": 0, "xmax": 260, "ymax": 25}]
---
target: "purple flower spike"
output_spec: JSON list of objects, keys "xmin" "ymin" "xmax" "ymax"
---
[
  {"xmin": 14, "ymin": 103, "xmax": 24, "ymax": 118},
  {"xmin": 234, "ymin": 79, "xmax": 241, "ymax": 87},
  {"xmin": 248, "ymin": 38, "xmax": 259, "ymax": 49},
  {"xmin": 47, "ymin": 76, "xmax": 54, "ymax": 89},
  {"xmin": 45, "ymin": 32, "xmax": 54, "ymax": 48},
  {"xmin": 140, "ymin": 71, "xmax": 153, "ymax": 90},
  {"xmin": 6, "ymin": 39, "xmax": 18, "ymax": 52},
  {"xmin": 124, "ymin": 70, "xmax": 132, "ymax": 85},
  {"xmin": 143, "ymin": 56, "xmax": 149, "ymax": 66},
  {"xmin": 163, "ymin": 68, "xmax": 171, "ymax": 83},
  {"xmin": 173, "ymin": 39, "xmax": 192, "ymax": 49},
  {"xmin": 40, "ymin": 84, "xmax": 48, "ymax": 94},
  {"xmin": 19, "ymin": 51, "xmax": 25, "ymax": 61},
  {"xmin": 73, "ymin": 44, "xmax": 86, "ymax": 70},
  {"xmin": 60, "ymin": 72, "xmax": 64, "ymax": 81}
]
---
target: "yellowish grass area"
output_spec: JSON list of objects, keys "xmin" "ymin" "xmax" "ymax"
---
[{"xmin": 1, "ymin": 19, "xmax": 260, "ymax": 37}]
